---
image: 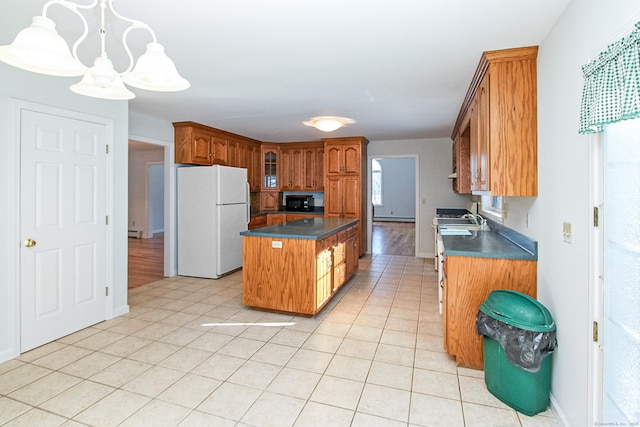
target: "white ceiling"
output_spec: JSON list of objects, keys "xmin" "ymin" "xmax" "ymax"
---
[{"xmin": 2, "ymin": 1, "xmax": 571, "ymax": 142}]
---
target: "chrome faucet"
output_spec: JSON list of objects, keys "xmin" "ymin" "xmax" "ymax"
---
[
  {"xmin": 463, "ymin": 213, "xmax": 489, "ymax": 230},
  {"xmin": 462, "ymin": 213, "xmax": 480, "ymax": 225}
]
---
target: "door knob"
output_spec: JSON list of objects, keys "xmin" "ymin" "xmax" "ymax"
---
[{"xmin": 24, "ymin": 239, "xmax": 37, "ymax": 247}]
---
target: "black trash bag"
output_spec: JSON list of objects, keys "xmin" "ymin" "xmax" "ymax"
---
[{"xmin": 476, "ymin": 311, "xmax": 558, "ymax": 372}]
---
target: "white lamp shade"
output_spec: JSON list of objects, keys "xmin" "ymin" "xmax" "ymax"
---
[
  {"xmin": 123, "ymin": 42, "xmax": 190, "ymax": 92},
  {"xmin": 303, "ymin": 116, "xmax": 355, "ymax": 132},
  {"xmin": 0, "ymin": 16, "xmax": 85, "ymax": 77},
  {"xmin": 70, "ymin": 56, "xmax": 135, "ymax": 100}
]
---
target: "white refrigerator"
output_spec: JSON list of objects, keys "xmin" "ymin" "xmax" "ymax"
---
[{"xmin": 177, "ymin": 165, "xmax": 249, "ymax": 279}]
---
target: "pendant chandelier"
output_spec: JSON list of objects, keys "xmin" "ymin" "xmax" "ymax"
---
[{"xmin": 0, "ymin": 0, "xmax": 190, "ymax": 100}]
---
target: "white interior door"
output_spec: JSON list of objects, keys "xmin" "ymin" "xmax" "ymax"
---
[{"xmin": 20, "ymin": 109, "xmax": 107, "ymax": 352}]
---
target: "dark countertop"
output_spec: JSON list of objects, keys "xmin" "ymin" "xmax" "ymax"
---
[
  {"xmin": 251, "ymin": 208, "xmax": 324, "ymax": 217},
  {"xmin": 241, "ymin": 218, "xmax": 358, "ymax": 240},
  {"xmin": 438, "ymin": 219, "xmax": 538, "ymax": 261}
]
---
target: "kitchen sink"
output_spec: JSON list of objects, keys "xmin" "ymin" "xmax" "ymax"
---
[{"xmin": 440, "ymin": 224, "xmax": 481, "ymax": 230}]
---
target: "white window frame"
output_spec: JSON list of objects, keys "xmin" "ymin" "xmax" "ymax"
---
[{"xmin": 371, "ymin": 158, "xmax": 383, "ymax": 206}]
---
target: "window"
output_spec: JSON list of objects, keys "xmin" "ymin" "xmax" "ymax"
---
[
  {"xmin": 480, "ymin": 195, "xmax": 503, "ymax": 221},
  {"xmin": 372, "ymin": 159, "xmax": 382, "ymax": 206}
]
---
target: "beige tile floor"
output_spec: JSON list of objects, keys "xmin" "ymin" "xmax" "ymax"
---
[{"xmin": 0, "ymin": 254, "xmax": 559, "ymax": 427}]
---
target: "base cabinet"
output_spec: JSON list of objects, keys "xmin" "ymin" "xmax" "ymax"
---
[{"xmin": 443, "ymin": 255, "xmax": 537, "ymax": 369}]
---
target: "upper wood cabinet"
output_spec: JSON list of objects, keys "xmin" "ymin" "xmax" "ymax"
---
[
  {"xmin": 174, "ymin": 123, "xmax": 214, "ymax": 165},
  {"xmin": 174, "ymin": 122, "xmax": 263, "ymax": 189},
  {"xmin": 325, "ymin": 142, "xmax": 360, "ymax": 175},
  {"xmin": 279, "ymin": 141, "xmax": 324, "ymax": 192},
  {"xmin": 451, "ymin": 46, "xmax": 538, "ymax": 197},
  {"xmin": 280, "ymin": 145, "xmax": 304, "ymax": 191}
]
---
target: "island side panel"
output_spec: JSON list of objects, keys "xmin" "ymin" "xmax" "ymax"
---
[
  {"xmin": 445, "ymin": 256, "xmax": 537, "ymax": 369},
  {"xmin": 242, "ymin": 236, "xmax": 316, "ymax": 315}
]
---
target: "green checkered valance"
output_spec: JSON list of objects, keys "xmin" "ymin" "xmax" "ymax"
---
[{"xmin": 580, "ymin": 22, "xmax": 640, "ymax": 134}]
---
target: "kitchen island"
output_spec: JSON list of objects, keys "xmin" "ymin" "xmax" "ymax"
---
[{"xmin": 240, "ymin": 218, "xmax": 359, "ymax": 316}]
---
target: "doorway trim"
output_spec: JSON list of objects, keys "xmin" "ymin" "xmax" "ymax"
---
[
  {"xmin": 128, "ymin": 135, "xmax": 176, "ymax": 277},
  {"xmin": 8, "ymin": 99, "xmax": 114, "ymax": 360},
  {"xmin": 367, "ymin": 154, "xmax": 419, "ymax": 256}
]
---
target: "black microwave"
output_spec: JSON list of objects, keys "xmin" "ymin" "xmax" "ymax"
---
[{"xmin": 285, "ymin": 195, "xmax": 314, "ymax": 211}]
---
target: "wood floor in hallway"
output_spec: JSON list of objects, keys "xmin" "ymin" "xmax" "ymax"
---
[
  {"xmin": 371, "ymin": 221, "xmax": 415, "ymax": 256},
  {"xmin": 128, "ymin": 233, "xmax": 164, "ymax": 289}
]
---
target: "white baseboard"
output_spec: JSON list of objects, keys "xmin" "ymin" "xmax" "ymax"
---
[
  {"xmin": 111, "ymin": 304, "xmax": 130, "ymax": 319},
  {"xmin": 549, "ymin": 393, "xmax": 570, "ymax": 426}
]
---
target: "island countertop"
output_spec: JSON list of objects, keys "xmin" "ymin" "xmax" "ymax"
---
[{"xmin": 240, "ymin": 218, "xmax": 358, "ymax": 240}]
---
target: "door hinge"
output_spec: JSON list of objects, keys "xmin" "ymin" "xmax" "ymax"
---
[
  {"xmin": 593, "ymin": 321, "xmax": 599, "ymax": 342},
  {"xmin": 106, "ymin": 215, "xmax": 109, "ymax": 225},
  {"xmin": 106, "ymin": 144, "xmax": 109, "ymax": 154},
  {"xmin": 105, "ymin": 286, "xmax": 109, "ymax": 297},
  {"xmin": 594, "ymin": 206, "xmax": 599, "ymax": 227}
]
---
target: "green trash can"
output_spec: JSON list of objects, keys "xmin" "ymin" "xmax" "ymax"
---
[{"xmin": 476, "ymin": 290, "xmax": 557, "ymax": 416}]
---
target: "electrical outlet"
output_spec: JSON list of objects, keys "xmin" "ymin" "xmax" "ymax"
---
[
  {"xmin": 563, "ymin": 222, "xmax": 572, "ymax": 243},
  {"xmin": 526, "ymin": 213, "xmax": 530, "ymax": 228}
]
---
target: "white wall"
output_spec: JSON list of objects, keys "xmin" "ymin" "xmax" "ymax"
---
[
  {"xmin": 503, "ymin": 1, "xmax": 640, "ymax": 424},
  {"xmin": 369, "ymin": 138, "xmax": 470, "ymax": 256},
  {"xmin": 373, "ymin": 158, "xmax": 416, "ymax": 221},
  {"xmin": 0, "ymin": 64, "xmax": 129, "ymax": 362},
  {"xmin": 128, "ymin": 148, "xmax": 164, "ymax": 238}
]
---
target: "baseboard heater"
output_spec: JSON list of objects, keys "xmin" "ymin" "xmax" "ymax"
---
[{"xmin": 128, "ymin": 230, "xmax": 142, "ymax": 238}]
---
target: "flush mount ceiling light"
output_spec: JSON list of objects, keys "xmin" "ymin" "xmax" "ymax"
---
[
  {"xmin": 0, "ymin": 0, "xmax": 189, "ymax": 100},
  {"xmin": 303, "ymin": 116, "xmax": 355, "ymax": 132}
]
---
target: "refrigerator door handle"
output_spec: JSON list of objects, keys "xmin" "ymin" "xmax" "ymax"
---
[{"xmin": 246, "ymin": 182, "xmax": 251, "ymax": 224}]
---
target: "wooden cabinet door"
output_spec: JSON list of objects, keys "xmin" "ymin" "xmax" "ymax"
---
[
  {"xmin": 290, "ymin": 147, "xmax": 303, "ymax": 190},
  {"xmin": 324, "ymin": 176, "xmax": 343, "ymax": 218},
  {"xmin": 342, "ymin": 176, "xmax": 360, "ymax": 218},
  {"xmin": 262, "ymin": 146, "xmax": 279, "ymax": 190},
  {"xmin": 470, "ymin": 102, "xmax": 480, "ymax": 192},
  {"xmin": 315, "ymin": 249, "xmax": 332, "ymax": 308},
  {"xmin": 236, "ymin": 141, "xmax": 247, "ymax": 168},
  {"xmin": 280, "ymin": 147, "xmax": 292, "ymax": 190},
  {"xmin": 303, "ymin": 147, "xmax": 316, "ymax": 190},
  {"xmin": 314, "ymin": 147, "xmax": 324, "ymax": 190},
  {"xmin": 212, "ymin": 136, "xmax": 228, "ymax": 165},
  {"xmin": 248, "ymin": 144, "xmax": 261, "ymax": 191},
  {"xmin": 226, "ymin": 140, "xmax": 238, "ymax": 167},
  {"xmin": 346, "ymin": 234, "xmax": 359, "ymax": 278},
  {"xmin": 342, "ymin": 144, "xmax": 360, "ymax": 175},
  {"xmin": 325, "ymin": 145, "xmax": 342, "ymax": 175},
  {"xmin": 303, "ymin": 146, "xmax": 324, "ymax": 191},
  {"xmin": 260, "ymin": 192, "xmax": 280, "ymax": 211},
  {"xmin": 476, "ymin": 73, "xmax": 490, "ymax": 192},
  {"xmin": 190, "ymin": 130, "xmax": 213, "ymax": 165},
  {"xmin": 267, "ymin": 213, "xmax": 286, "ymax": 225}
]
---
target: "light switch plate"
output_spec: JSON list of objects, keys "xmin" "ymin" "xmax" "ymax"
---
[
  {"xmin": 563, "ymin": 222, "xmax": 572, "ymax": 243},
  {"xmin": 272, "ymin": 241, "xmax": 283, "ymax": 249}
]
